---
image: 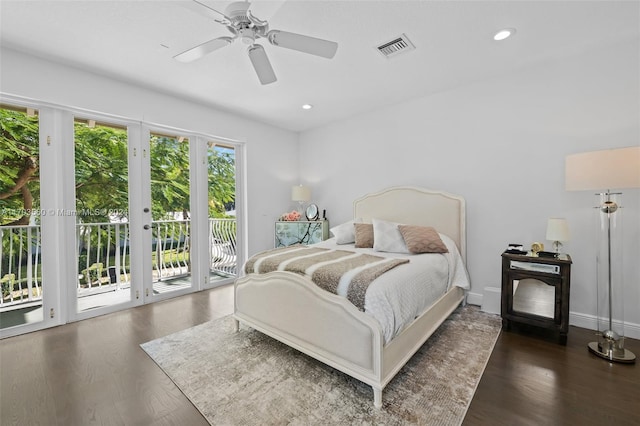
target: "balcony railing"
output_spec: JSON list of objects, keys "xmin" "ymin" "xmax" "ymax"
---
[
  {"xmin": 0, "ymin": 225, "xmax": 42, "ymax": 306},
  {"xmin": 210, "ymin": 218, "xmax": 237, "ymax": 276},
  {"xmin": 1, "ymin": 218, "xmax": 236, "ymax": 308}
]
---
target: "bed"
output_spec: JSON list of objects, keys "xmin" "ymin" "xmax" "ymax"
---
[{"xmin": 233, "ymin": 186, "xmax": 469, "ymax": 408}]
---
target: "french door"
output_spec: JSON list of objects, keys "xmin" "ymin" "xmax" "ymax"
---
[
  {"xmin": 143, "ymin": 129, "xmax": 196, "ymax": 302},
  {"xmin": 0, "ymin": 104, "xmax": 51, "ymax": 336},
  {"xmin": 1, "ymin": 96, "xmax": 242, "ymax": 336},
  {"xmin": 137, "ymin": 130, "xmax": 242, "ymax": 301},
  {"xmin": 72, "ymin": 123, "xmax": 201, "ymax": 319},
  {"xmin": 71, "ymin": 122, "xmax": 242, "ymax": 319},
  {"xmin": 73, "ymin": 117, "xmax": 134, "ymax": 317}
]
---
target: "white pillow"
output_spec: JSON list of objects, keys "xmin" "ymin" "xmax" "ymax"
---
[
  {"xmin": 372, "ymin": 218, "xmax": 410, "ymax": 253},
  {"xmin": 330, "ymin": 220, "xmax": 357, "ymax": 244}
]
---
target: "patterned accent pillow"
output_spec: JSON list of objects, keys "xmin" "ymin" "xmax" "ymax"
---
[
  {"xmin": 398, "ymin": 225, "xmax": 449, "ymax": 254},
  {"xmin": 330, "ymin": 221, "xmax": 355, "ymax": 244},
  {"xmin": 329, "ymin": 218, "xmax": 362, "ymax": 244},
  {"xmin": 354, "ymin": 223, "xmax": 374, "ymax": 248},
  {"xmin": 372, "ymin": 218, "xmax": 410, "ymax": 253}
]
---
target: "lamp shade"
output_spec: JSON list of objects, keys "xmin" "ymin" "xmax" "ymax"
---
[
  {"xmin": 546, "ymin": 218, "xmax": 570, "ymax": 242},
  {"xmin": 566, "ymin": 146, "xmax": 640, "ymax": 191},
  {"xmin": 291, "ymin": 185, "xmax": 311, "ymax": 202}
]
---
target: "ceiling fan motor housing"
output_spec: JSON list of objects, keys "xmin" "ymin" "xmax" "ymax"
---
[
  {"xmin": 224, "ymin": 2, "xmax": 250, "ymax": 22},
  {"xmin": 224, "ymin": 1, "xmax": 268, "ymax": 42}
]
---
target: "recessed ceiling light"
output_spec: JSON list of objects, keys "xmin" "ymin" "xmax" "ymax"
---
[
  {"xmin": 302, "ymin": 104, "xmax": 313, "ymax": 110},
  {"xmin": 493, "ymin": 28, "xmax": 516, "ymax": 41}
]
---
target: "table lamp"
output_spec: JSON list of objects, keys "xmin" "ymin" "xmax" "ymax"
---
[
  {"xmin": 291, "ymin": 185, "xmax": 311, "ymax": 214},
  {"xmin": 546, "ymin": 218, "xmax": 569, "ymax": 254}
]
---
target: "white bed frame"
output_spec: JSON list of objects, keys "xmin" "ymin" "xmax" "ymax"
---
[{"xmin": 233, "ymin": 187, "xmax": 467, "ymax": 408}]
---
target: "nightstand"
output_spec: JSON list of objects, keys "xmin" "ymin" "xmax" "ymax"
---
[
  {"xmin": 501, "ymin": 252, "xmax": 572, "ymax": 345},
  {"xmin": 275, "ymin": 220, "xmax": 329, "ymax": 247}
]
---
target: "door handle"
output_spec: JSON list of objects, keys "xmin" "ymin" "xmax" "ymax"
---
[{"xmin": 143, "ymin": 224, "xmax": 150, "ymax": 230}]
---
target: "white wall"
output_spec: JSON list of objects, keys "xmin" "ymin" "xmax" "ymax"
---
[
  {"xmin": 0, "ymin": 47, "xmax": 299, "ymax": 255},
  {"xmin": 298, "ymin": 38, "xmax": 640, "ymax": 336}
]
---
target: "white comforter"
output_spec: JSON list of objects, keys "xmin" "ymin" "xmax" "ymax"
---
[{"xmin": 312, "ymin": 234, "xmax": 470, "ymax": 343}]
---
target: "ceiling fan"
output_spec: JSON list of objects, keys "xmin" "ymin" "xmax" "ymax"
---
[{"xmin": 175, "ymin": 0, "xmax": 339, "ymax": 85}]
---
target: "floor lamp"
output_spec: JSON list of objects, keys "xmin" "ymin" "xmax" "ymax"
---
[{"xmin": 566, "ymin": 146, "xmax": 639, "ymax": 363}]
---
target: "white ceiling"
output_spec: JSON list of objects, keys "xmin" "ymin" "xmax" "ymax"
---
[{"xmin": 1, "ymin": 1, "xmax": 638, "ymax": 132}]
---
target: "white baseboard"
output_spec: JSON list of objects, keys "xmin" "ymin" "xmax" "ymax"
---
[
  {"xmin": 569, "ymin": 311, "xmax": 640, "ymax": 340},
  {"xmin": 467, "ymin": 289, "xmax": 640, "ymax": 340},
  {"xmin": 466, "ymin": 291, "xmax": 483, "ymax": 307}
]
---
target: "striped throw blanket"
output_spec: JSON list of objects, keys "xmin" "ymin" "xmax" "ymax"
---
[{"xmin": 244, "ymin": 245, "xmax": 409, "ymax": 311}]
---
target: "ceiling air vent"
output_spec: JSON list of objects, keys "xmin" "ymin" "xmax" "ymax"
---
[{"xmin": 376, "ymin": 34, "xmax": 415, "ymax": 58}]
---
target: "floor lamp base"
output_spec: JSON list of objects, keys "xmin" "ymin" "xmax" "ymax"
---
[{"xmin": 588, "ymin": 341, "xmax": 636, "ymax": 364}]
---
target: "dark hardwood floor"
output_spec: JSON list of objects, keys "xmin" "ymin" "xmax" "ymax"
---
[
  {"xmin": 0, "ymin": 286, "xmax": 233, "ymax": 426},
  {"xmin": 464, "ymin": 323, "xmax": 640, "ymax": 426},
  {"xmin": 1, "ymin": 286, "xmax": 638, "ymax": 425}
]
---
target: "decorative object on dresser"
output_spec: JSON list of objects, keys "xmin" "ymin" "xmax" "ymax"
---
[
  {"xmin": 506, "ymin": 243, "xmax": 527, "ymax": 255},
  {"xmin": 501, "ymin": 251, "xmax": 572, "ymax": 345},
  {"xmin": 305, "ymin": 203, "xmax": 319, "ymax": 220},
  {"xmin": 545, "ymin": 218, "xmax": 569, "ymax": 254},
  {"xmin": 530, "ymin": 242, "xmax": 544, "ymax": 255},
  {"xmin": 279, "ymin": 210, "xmax": 301, "ymax": 222},
  {"xmin": 566, "ymin": 146, "xmax": 639, "ymax": 363},
  {"xmin": 275, "ymin": 220, "xmax": 329, "ymax": 247},
  {"xmin": 291, "ymin": 184, "xmax": 311, "ymax": 214},
  {"xmin": 235, "ymin": 186, "xmax": 469, "ymax": 408}
]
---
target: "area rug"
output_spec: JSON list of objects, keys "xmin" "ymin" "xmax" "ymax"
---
[{"xmin": 141, "ymin": 305, "xmax": 501, "ymax": 426}]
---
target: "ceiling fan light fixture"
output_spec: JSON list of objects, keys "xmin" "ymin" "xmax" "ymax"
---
[
  {"xmin": 493, "ymin": 28, "xmax": 516, "ymax": 41},
  {"xmin": 239, "ymin": 28, "xmax": 256, "ymax": 45}
]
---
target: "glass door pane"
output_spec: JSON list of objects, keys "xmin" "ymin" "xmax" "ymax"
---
[
  {"xmin": 0, "ymin": 106, "xmax": 44, "ymax": 330},
  {"xmin": 74, "ymin": 119, "xmax": 132, "ymax": 313},
  {"xmin": 149, "ymin": 133, "xmax": 192, "ymax": 296},
  {"xmin": 207, "ymin": 142, "xmax": 237, "ymax": 287}
]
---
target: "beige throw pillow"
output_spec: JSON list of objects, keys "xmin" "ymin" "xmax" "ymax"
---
[
  {"xmin": 398, "ymin": 225, "xmax": 449, "ymax": 254},
  {"xmin": 354, "ymin": 223, "xmax": 374, "ymax": 248}
]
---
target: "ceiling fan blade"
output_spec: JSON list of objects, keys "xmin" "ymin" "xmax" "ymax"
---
[
  {"xmin": 174, "ymin": 37, "xmax": 234, "ymax": 63},
  {"xmin": 247, "ymin": 44, "xmax": 277, "ymax": 85},
  {"xmin": 181, "ymin": 0, "xmax": 231, "ymax": 24},
  {"xmin": 267, "ymin": 30, "xmax": 338, "ymax": 59}
]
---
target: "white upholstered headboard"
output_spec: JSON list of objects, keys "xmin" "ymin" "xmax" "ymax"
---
[{"xmin": 353, "ymin": 186, "xmax": 466, "ymax": 262}]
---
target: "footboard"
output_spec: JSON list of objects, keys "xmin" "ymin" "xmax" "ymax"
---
[{"xmin": 234, "ymin": 271, "xmax": 385, "ymax": 393}]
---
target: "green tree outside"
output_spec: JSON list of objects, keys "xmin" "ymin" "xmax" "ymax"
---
[
  {"xmin": 1, "ymin": 109, "xmax": 236, "ymax": 225},
  {"xmin": 0, "ymin": 109, "xmax": 40, "ymax": 226}
]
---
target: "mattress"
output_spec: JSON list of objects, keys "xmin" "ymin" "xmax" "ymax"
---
[{"xmin": 312, "ymin": 234, "xmax": 470, "ymax": 343}]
